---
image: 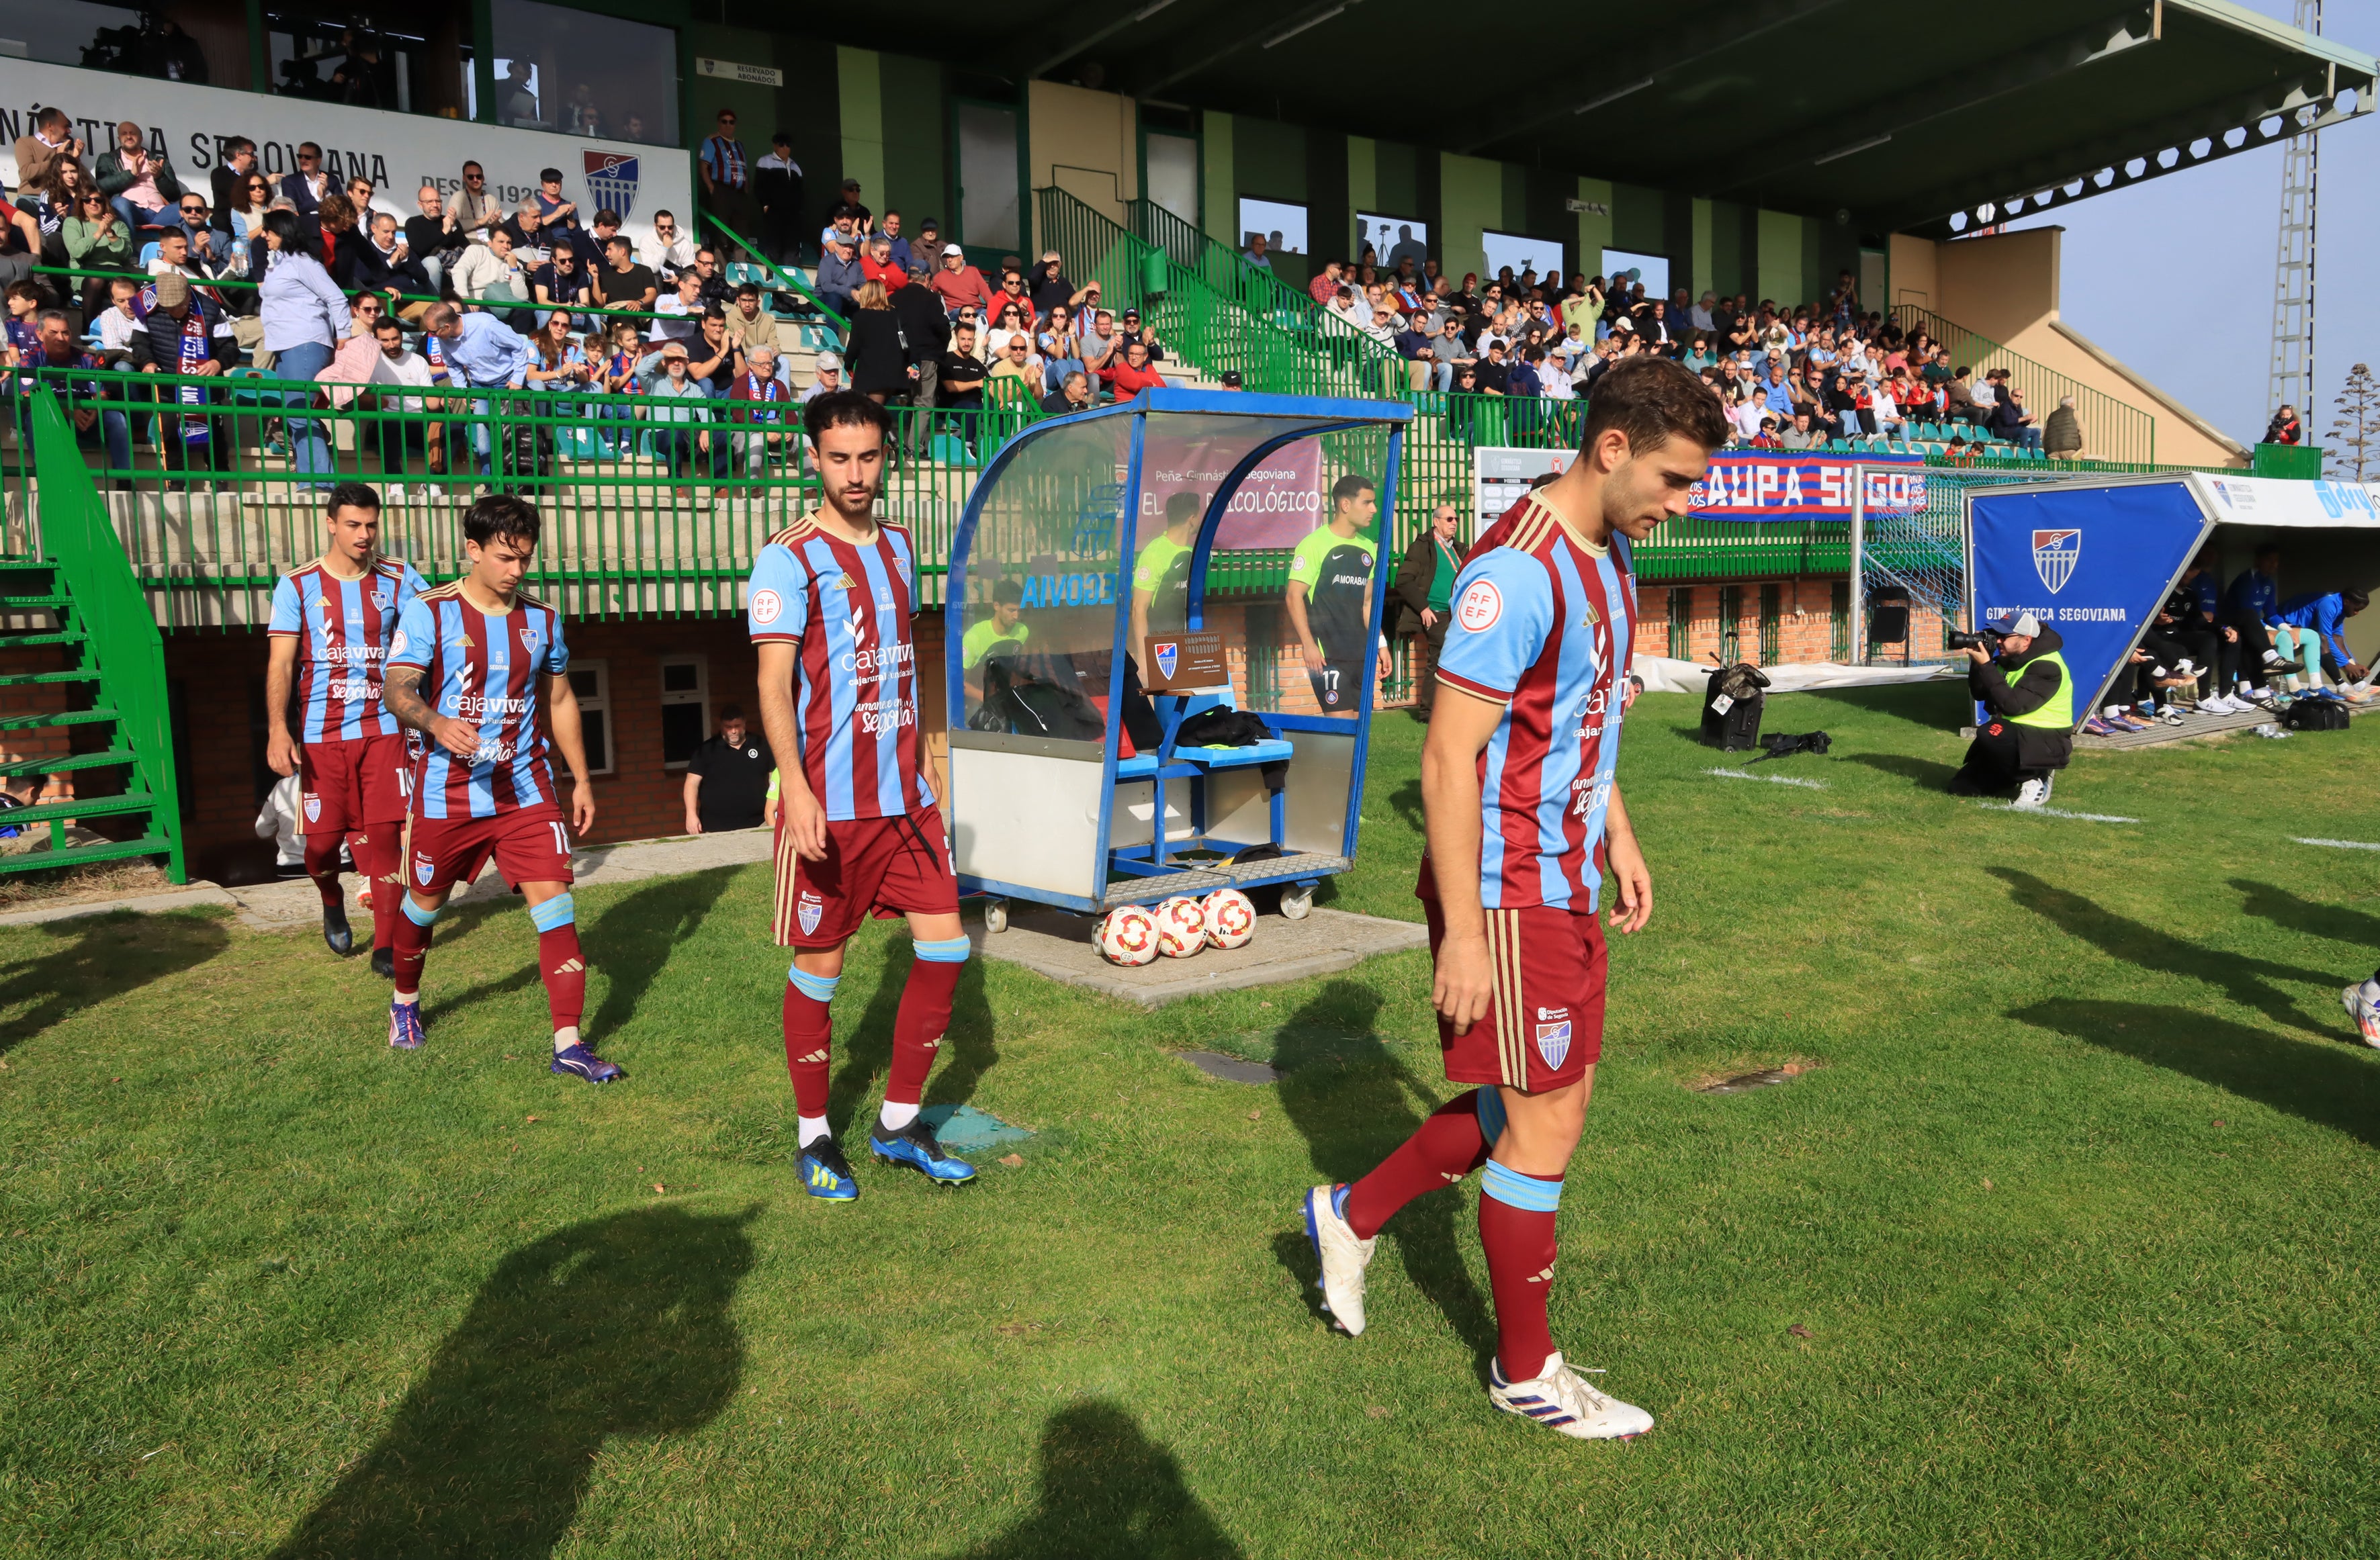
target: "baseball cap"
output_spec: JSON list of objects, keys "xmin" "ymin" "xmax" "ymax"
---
[
  {"xmin": 1993, "ymin": 611, "xmax": 2043, "ymax": 637},
  {"xmin": 815, "ymin": 351, "xmax": 842, "ymax": 371},
  {"xmin": 942, "ymin": 242, "xmax": 963, "ymax": 257},
  {"xmin": 1221, "ymin": 370, "xmax": 1242, "ymax": 386}
]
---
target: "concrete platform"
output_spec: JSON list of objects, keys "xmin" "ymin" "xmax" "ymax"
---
[
  {"xmin": 968, "ymin": 901, "xmax": 1427, "ymax": 1007},
  {"xmin": 2070, "ymin": 698, "xmax": 2379, "ymax": 750}
]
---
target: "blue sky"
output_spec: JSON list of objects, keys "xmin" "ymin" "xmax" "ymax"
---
[{"xmin": 2006, "ymin": 0, "xmax": 2378, "ymax": 453}]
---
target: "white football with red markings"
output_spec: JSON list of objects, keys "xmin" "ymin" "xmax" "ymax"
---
[
  {"xmin": 1097, "ymin": 905, "xmax": 1161, "ymax": 967},
  {"xmin": 1200, "ymin": 888, "xmax": 1256, "ymax": 949},
  {"xmin": 1153, "ymin": 895, "xmax": 1208, "ymax": 958}
]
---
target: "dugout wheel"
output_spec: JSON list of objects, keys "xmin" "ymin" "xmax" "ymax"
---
[
  {"xmin": 982, "ymin": 897, "xmax": 1009, "ymax": 934},
  {"xmin": 1280, "ymin": 884, "xmax": 1315, "ymax": 920}
]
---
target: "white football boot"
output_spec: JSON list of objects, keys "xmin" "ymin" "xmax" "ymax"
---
[
  {"xmin": 2342, "ymin": 981, "xmax": 2380, "ymax": 1048},
  {"xmin": 1302, "ymin": 1185, "xmax": 1376, "ymax": 1335},
  {"xmin": 1488, "ymin": 1351, "xmax": 1655, "ymax": 1440}
]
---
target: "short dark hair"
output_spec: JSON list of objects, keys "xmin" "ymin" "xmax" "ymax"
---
[
  {"xmin": 539, "ymin": 167, "xmax": 562, "ymax": 183},
  {"xmin": 2346, "ymin": 588, "xmax": 2371, "ymax": 613},
  {"xmin": 326, "ymin": 481, "xmax": 381, "ymax": 515},
  {"xmin": 719, "ymin": 702, "xmax": 746, "ymax": 721},
  {"xmin": 605, "ymin": 234, "xmax": 632, "ymax": 253},
  {"xmin": 594, "ymin": 208, "xmax": 621, "ymax": 227},
  {"xmin": 736, "ymin": 282, "xmax": 760, "ymax": 299},
  {"xmin": 993, "ymin": 578, "xmax": 1023, "ymax": 606},
  {"xmin": 463, "ymin": 494, "xmax": 542, "ymax": 549},
  {"xmin": 803, "ymin": 388, "xmax": 891, "ymax": 446},
  {"xmin": 1165, "ymin": 491, "xmax": 1203, "ymax": 525},
  {"xmin": 1578, "ymin": 357, "xmax": 1728, "ymax": 457},
  {"xmin": 1331, "ymin": 473, "xmax": 1376, "ymax": 506}
]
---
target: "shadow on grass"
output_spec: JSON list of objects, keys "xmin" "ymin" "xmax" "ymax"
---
[
  {"xmin": 2231, "ymin": 878, "xmax": 2380, "ymax": 948},
  {"xmin": 1841, "ymin": 751, "xmax": 1963, "ymax": 789},
  {"xmin": 267, "ymin": 1203, "xmax": 758, "ymax": 1559},
  {"xmin": 413, "ymin": 894, "xmax": 544, "ymax": 1027},
  {"xmin": 1269, "ymin": 978, "xmax": 1495, "ymax": 1373},
  {"xmin": 1990, "ymin": 868, "xmax": 2338, "ymax": 1038},
  {"xmin": 1803, "ymin": 680, "xmax": 1970, "ymax": 731},
  {"xmin": 937, "ymin": 1400, "xmax": 1243, "ymax": 1560},
  {"xmin": 2011, "ymin": 997, "xmax": 2380, "ymax": 1149},
  {"xmin": 0, "ymin": 909, "xmax": 228, "ymax": 1059},
  {"xmin": 828, "ymin": 938, "xmax": 998, "ymax": 1128},
  {"xmin": 1386, "ymin": 776, "xmax": 1423, "ymax": 835},
  {"xmin": 585, "ymin": 868, "xmax": 734, "ymax": 1038}
]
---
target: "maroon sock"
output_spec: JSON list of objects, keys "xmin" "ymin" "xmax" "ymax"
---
[
  {"xmin": 783, "ymin": 979, "xmax": 832, "ymax": 1118},
  {"xmin": 303, "ymin": 835, "xmax": 345, "ymax": 909},
  {"xmin": 391, "ymin": 905, "xmax": 432, "ymax": 999},
  {"xmin": 883, "ymin": 956, "xmax": 963, "ymax": 1107},
  {"xmin": 1479, "ymin": 1166, "xmax": 1562, "ymax": 1383},
  {"xmin": 538, "ymin": 925, "xmax": 586, "ymax": 1032},
  {"xmin": 355, "ymin": 823, "xmax": 400, "ymax": 951},
  {"xmin": 1342, "ymin": 1090, "xmax": 1491, "ymax": 1239}
]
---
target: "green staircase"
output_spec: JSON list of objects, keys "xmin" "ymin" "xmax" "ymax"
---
[{"xmin": 0, "ymin": 393, "xmax": 185, "ymax": 879}]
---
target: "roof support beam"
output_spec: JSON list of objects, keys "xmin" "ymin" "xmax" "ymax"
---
[
  {"xmin": 1018, "ymin": 0, "xmax": 1184, "ymax": 85},
  {"xmin": 1129, "ymin": 0, "xmax": 1364, "ymax": 99}
]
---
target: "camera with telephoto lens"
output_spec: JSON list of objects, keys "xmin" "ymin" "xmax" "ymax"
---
[{"xmin": 1944, "ymin": 627, "xmax": 2006, "ymax": 655}]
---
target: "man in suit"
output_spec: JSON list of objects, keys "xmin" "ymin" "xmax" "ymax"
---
[
  {"xmin": 1391, "ymin": 498, "xmax": 1466, "ymax": 719},
  {"xmin": 280, "ymin": 143, "xmax": 330, "ymax": 214}
]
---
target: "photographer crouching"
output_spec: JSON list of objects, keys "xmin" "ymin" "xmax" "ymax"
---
[{"xmin": 1947, "ymin": 612, "xmax": 2072, "ymax": 809}]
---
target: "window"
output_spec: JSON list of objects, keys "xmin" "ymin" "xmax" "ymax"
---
[
  {"xmin": 487, "ymin": 0, "xmax": 675, "ymax": 144},
  {"xmin": 1145, "ymin": 132, "xmax": 1198, "ymax": 227},
  {"xmin": 956, "ymin": 101, "xmax": 1021, "ymax": 249},
  {"xmin": 1237, "ymin": 197, "xmax": 1308, "ymax": 257},
  {"xmin": 1356, "ymin": 212, "xmax": 1427, "ymax": 270},
  {"xmin": 1481, "ymin": 229, "xmax": 1561, "ymax": 284},
  {"xmin": 269, "ymin": 0, "xmax": 474, "ymax": 118},
  {"xmin": 660, "ymin": 654, "xmax": 709, "ymax": 769},
  {"xmin": 1667, "ymin": 587, "xmax": 1692, "ymax": 661},
  {"xmin": 565, "ymin": 659, "xmax": 613, "ymax": 777},
  {"xmin": 1600, "ymin": 247, "xmax": 1670, "ymax": 300}
]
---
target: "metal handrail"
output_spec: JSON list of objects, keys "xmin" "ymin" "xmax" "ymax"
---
[{"xmin": 1891, "ymin": 302, "xmax": 2156, "ymax": 467}]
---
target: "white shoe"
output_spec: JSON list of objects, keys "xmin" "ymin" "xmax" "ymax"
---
[
  {"xmin": 1488, "ymin": 1350, "xmax": 1655, "ymax": 1440},
  {"xmin": 1303, "ymin": 1185, "xmax": 1375, "ymax": 1335},
  {"xmin": 2343, "ymin": 983, "xmax": 2380, "ymax": 1048},
  {"xmin": 2013, "ymin": 776, "xmax": 2052, "ymax": 809}
]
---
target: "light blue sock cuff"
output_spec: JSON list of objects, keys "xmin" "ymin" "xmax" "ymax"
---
[
  {"xmin": 529, "ymin": 893, "xmax": 576, "ymax": 933},
  {"xmin": 788, "ymin": 966, "xmax": 840, "ymax": 1003},
  {"xmin": 401, "ymin": 896, "xmax": 441, "ymax": 928},
  {"xmin": 914, "ymin": 935, "xmax": 971, "ymax": 964},
  {"xmin": 1481, "ymin": 1158, "xmax": 1564, "ymax": 1213},
  {"xmin": 1474, "ymin": 1087, "xmax": 1509, "ymax": 1146}
]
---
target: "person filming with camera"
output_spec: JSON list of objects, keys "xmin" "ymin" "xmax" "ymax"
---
[{"xmin": 1947, "ymin": 612, "xmax": 2072, "ymax": 809}]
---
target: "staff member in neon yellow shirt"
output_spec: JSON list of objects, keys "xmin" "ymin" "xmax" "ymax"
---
[
  {"xmin": 1288, "ymin": 473, "xmax": 1392, "ymax": 713},
  {"xmin": 1129, "ymin": 490, "xmax": 1202, "ymax": 675},
  {"xmin": 963, "ymin": 578, "xmax": 1030, "ymax": 710}
]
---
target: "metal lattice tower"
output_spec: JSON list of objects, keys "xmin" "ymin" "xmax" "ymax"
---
[{"xmin": 2268, "ymin": 0, "xmax": 2322, "ymax": 424}]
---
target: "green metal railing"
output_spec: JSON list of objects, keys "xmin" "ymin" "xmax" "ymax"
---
[
  {"xmin": 24, "ymin": 390, "xmax": 184, "ymax": 880},
  {"xmin": 1892, "ymin": 302, "xmax": 2157, "ymax": 467},
  {"xmin": 696, "ymin": 214, "xmax": 850, "ymax": 333}
]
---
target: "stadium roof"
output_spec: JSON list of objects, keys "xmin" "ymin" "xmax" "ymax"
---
[{"xmin": 951, "ymin": 0, "xmax": 2377, "ymax": 239}]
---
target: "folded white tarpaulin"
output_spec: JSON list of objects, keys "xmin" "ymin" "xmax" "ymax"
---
[{"xmin": 1630, "ymin": 656, "xmax": 1960, "ymax": 695}]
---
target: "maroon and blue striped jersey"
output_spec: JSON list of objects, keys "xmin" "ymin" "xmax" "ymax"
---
[
  {"xmin": 387, "ymin": 583, "xmax": 571, "ymax": 820},
  {"xmin": 267, "ymin": 557, "xmax": 428, "ymax": 743}
]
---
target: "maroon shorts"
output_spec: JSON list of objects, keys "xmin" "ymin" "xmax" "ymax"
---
[
  {"xmin": 774, "ymin": 812, "xmax": 957, "ymax": 948},
  {"xmin": 1425, "ymin": 897, "xmax": 1606, "ymax": 1091},
  {"xmin": 408, "ymin": 802, "xmax": 575, "ymax": 897},
  {"xmin": 298, "ymin": 732, "xmax": 412, "ymax": 836}
]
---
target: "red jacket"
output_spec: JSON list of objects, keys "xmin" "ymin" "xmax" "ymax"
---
[{"xmin": 1100, "ymin": 359, "xmax": 1167, "ymax": 397}]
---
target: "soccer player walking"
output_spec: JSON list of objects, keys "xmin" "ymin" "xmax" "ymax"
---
[
  {"xmin": 378, "ymin": 495, "xmax": 620, "ymax": 1083},
  {"xmin": 265, "ymin": 481, "xmax": 427, "ymax": 974},
  {"xmin": 750, "ymin": 392, "xmax": 974, "ymax": 1201},
  {"xmin": 1301, "ymin": 359, "xmax": 1726, "ymax": 1438}
]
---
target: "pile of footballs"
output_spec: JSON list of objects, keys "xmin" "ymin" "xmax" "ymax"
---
[{"xmin": 1096, "ymin": 888, "xmax": 1256, "ymax": 966}]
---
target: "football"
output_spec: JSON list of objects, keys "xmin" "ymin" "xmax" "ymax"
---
[
  {"xmin": 1097, "ymin": 905, "xmax": 1161, "ymax": 967},
  {"xmin": 1201, "ymin": 888, "xmax": 1256, "ymax": 949},
  {"xmin": 1153, "ymin": 895, "xmax": 1208, "ymax": 958}
]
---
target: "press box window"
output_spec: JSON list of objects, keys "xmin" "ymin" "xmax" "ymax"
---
[
  {"xmin": 660, "ymin": 654, "xmax": 709, "ymax": 769},
  {"xmin": 565, "ymin": 660, "xmax": 612, "ymax": 777}
]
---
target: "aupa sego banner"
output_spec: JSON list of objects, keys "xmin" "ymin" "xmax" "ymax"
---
[
  {"xmin": 1688, "ymin": 453, "xmax": 1923, "ymax": 520},
  {"xmin": 0, "ymin": 58, "xmax": 691, "ymax": 259},
  {"xmin": 1969, "ymin": 479, "xmax": 2213, "ymax": 723}
]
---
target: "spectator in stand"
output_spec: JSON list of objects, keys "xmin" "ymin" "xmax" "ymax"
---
[
  {"xmin": 688, "ymin": 247, "xmax": 730, "ymax": 308},
  {"xmin": 889, "ymin": 268, "xmax": 949, "ymax": 417},
  {"xmin": 224, "ymin": 171, "xmax": 274, "ymax": 267},
  {"xmin": 932, "ymin": 244, "xmax": 994, "ymax": 321},
  {"xmin": 256, "ymin": 210, "xmax": 345, "ymax": 486},
  {"xmin": 880, "ymin": 211, "xmax": 914, "ymax": 273},
  {"xmin": 533, "ymin": 168, "xmax": 580, "ymax": 236},
  {"xmin": 404, "ymin": 185, "xmax": 462, "ymax": 293},
  {"xmin": 91, "ymin": 276, "xmax": 142, "ymax": 363},
  {"xmin": 1028, "ymin": 250, "xmax": 1087, "ymax": 320},
  {"xmin": 279, "ymin": 143, "xmax": 330, "ymax": 215},
  {"xmin": 988, "ymin": 266, "xmax": 1033, "ymax": 334},
  {"xmin": 2045, "ymin": 394, "xmax": 2085, "ymax": 459},
  {"xmin": 1472, "ymin": 338, "xmax": 1511, "ymax": 396},
  {"xmin": 95, "ymin": 121, "xmax": 183, "ymax": 236},
  {"xmin": 62, "ymin": 190, "xmax": 133, "ymax": 296},
  {"xmin": 646, "ymin": 340, "xmax": 721, "ymax": 499},
  {"xmin": 496, "ymin": 200, "xmax": 551, "ymax": 268},
  {"xmin": 652, "ymin": 271, "xmax": 706, "ymax": 342},
  {"xmin": 1079, "ymin": 308, "xmax": 1118, "ymax": 379},
  {"xmin": 983, "ymin": 300, "xmax": 1032, "ymax": 362},
  {"xmin": 1100, "ymin": 337, "xmax": 1166, "ymax": 399},
  {"xmin": 597, "ymin": 234, "xmax": 658, "ymax": 314},
  {"xmin": 449, "ymin": 226, "xmax": 532, "ymax": 328},
  {"xmin": 861, "ymin": 234, "xmax": 908, "ymax": 292},
  {"xmin": 648, "ymin": 211, "xmax": 696, "ymax": 278},
  {"xmin": 698, "ymin": 109, "xmax": 757, "ymax": 249},
  {"xmin": 343, "ymin": 176, "xmax": 378, "ymax": 224},
  {"xmin": 498, "ymin": 58, "xmax": 541, "ymax": 126},
  {"xmin": 1243, "ymin": 232, "xmax": 1272, "ymax": 271},
  {"xmin": 937, "ymin": 328, "xmax": 986, "ymax": 411},
  {"xmin": 723, "ymin": 283, "xmax": 781, "ymax": 364},
  {"xmin": 1396, "ymin": 310, "xmax": 1448, "ymax": 392},
  {"xmin": 148, "ymin": 228, "xmax": 222, "ymax": 283},
  {"xmin": 813, "ymin": 230, "xmax": 863, "ymax": 320},
  {"xmin": 1041, "ymin": 369, "xmax": 1094, "ymax": 416},
  {"xmin": 988, "ymin": 332, "xmax": 1040, "ymax": 395},
  {"xmin": 1037, "ymin": 304, "xmax": 1085, "ymax": 395},
  {"xmin": 725, "ymin": 342, "xmax": 793, "ymax": 469},
  {"xmin": 1992, "ymin": 385, "xmax": 2041, "ymax": 453},
  {"xmin": 209, "ymin": 138, "xmax": 257, "ymax": 228},
  {"xmin": 1310, "ymin": 259, "xmax": 1345, "ymax": 307},
  {"xmin": 351, "ymin": 210, "xmax": 431, "ymax": 317},
  {"xmin": 365, "ymin": 314, "xmax": 443, "ymax": 475},
  {"xmin": 314, "ymin": 193, "xmax": 362, "ymax": 283},
  {"xmin": 799, "ymin": 350, "xmax": 844, "ymax": 406},
  {"xmin": 2265, "ymin": 404, "xmax": 2303, "ymax": 445},
  {"xmin": 533, "ymin": 244, "xmax": 595, "ymax": 328},
  {"xmin": 752, "ymin": 134, "xmax": 803, "ymax": 264},
  {"xmin": 840, "ymin": 279, "xmax": 913, "ymax": 406},
  {"xmin": 14, "ymin": 109, "xmax": 84, "ymax": 199},
  {"xmin": 450, "ymin": 162, "xmax": 498, "ymax": 244},
  {"xmin": 1120, "ymin": 309, "xmax": 1166, "ymax": 365},
  {"xmin": 907, "ymin": 217, "xmax": 941, "ymax": 270},
  {"xmin": 28, "ymin": 308, "xmax": 131, "ymax": 475}
]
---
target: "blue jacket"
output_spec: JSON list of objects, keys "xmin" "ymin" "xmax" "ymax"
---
[
  {"xmin": 2187, "ymin": 571, "xmax": 2220, "ymax": 623},
  {"xmin": 2278, "ymin": 592, "xmax": 2356, "ymax": 660},
  {"xmin": 2226, "ymin": 567, "xmax": 2279, "ymax": 623}
]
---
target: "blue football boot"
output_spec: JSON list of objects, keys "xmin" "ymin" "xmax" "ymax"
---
[
  {"xmin": 869, "ymin": 1118, "xmax": 976, "ymax": 1185},
  {"xmin": 387, "ymin": 999, "xmax": 427, "ymax": 1050},
  {"xmin": 550, "ymin": 1042, "xmax": 624, "ymax": 1084},
  {"xmin": 798, "ymin": 1136, "xmax": 861, "ymax": 1202}
]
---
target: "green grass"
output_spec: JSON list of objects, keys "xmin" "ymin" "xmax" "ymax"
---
[{"xmin": 5, "ymin": 684, "xmax": 2379, "ymax": 1558}]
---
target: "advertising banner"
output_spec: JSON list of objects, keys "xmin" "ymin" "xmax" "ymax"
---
[
  {"xmin": 0, "ymin": 57, "xmax": 692, "ymax": 257},
  {"xmin": 1969, "ymin": 479, "xmax": 2213, "ymax": 724},
  {"xmin": 1476, "ymin": 447, "xmax": 1925, "ymax": 531},
  {"xmin": 2188, "ymin": 471, "xmax": 2380, "ymax": 529},
  {"xmin": 1141, "ymin": 434, "xmax": 1326, "ymax": 552}
]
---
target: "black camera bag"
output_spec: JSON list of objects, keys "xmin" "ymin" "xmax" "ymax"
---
[{"xmin": 1700, "ymin": 663, "xmax": 1769, "ymax": 751}]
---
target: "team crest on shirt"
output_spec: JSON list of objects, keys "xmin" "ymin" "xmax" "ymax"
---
[
  {"xmin": 302, "ymin": 793, "xmax": 320, "ymax": 823},
  {"xmin": 797, "ymin": 891, "xmax": 824, "ymax": 936},
  {"xmin": 372, "ymin": 588, "xmax": 392, "ymax": 610},
  {"xmin": 1535, "ymin": 1019, "xmax": 1573, "ymax": 1068}
]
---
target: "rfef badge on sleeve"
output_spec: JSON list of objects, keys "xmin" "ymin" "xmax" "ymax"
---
[{"xmin": 1141, "ymin": 631, "xmax": 1227, "ymax": 691}]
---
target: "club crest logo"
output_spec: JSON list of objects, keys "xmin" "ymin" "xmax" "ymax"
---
[
  {"xmin": 302, "ymin": 794, "xmax": 320, "ymax": 823},
  {"xmin": 414, "ymin": 855, "xmax": 435, "ymax": 885},
  {"xmin": 1535, "ymin": 1019, "xmax": 1572, "ymax": 1069},
  {"xmin": 797, "ymin": 891, "xmax": 824, "ymax": 936},
  {"xmin": 2031, "ymin": 529, "xmax": 2081, "ymax": 594},
  {"xmin": 1153, "ymin": 640, "xmax": 1178, "ymax": 680},
  {"xmin": 582, "ymin": 150, "xmax": 640, "ymax": 221}
]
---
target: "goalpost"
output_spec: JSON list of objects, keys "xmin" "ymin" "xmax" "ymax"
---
[{"xmin": 1848, "ymin": 464, "xmax": 2079, "ymax": 663}]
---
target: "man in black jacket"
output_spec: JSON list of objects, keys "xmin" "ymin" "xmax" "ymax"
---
[
  {"xmin": 1390, "ymin": 498, "xmax": 1464, "ymax": 719},
  {"xmin": 889, "ymin": 275, "xmax": 950, "ymax": 450},
  {"xmin": 1949, "ymin": 613, "xmax": 2073, "ymax": 808}
]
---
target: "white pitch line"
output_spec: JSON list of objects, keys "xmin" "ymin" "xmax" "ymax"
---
[
  {"xmin": 1976, "ymin": 802, "xmax": 2140, "ymax": 823},
  {"xmin": 1706, "ymin": 767, "xmax": 1827, "ymax": 790},
  {"xmin": 2293, "ymin": 837, "xmax": 2380, "ymax": 851}
]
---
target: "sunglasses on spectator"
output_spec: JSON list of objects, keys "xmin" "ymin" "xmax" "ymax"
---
[
  {"xmin": 299, "ymin": 152, "xmax": 320, "ymax": 164},
  {"xmin": 464, "ymin": 171, "xmax": 484, "ymax": 181}
]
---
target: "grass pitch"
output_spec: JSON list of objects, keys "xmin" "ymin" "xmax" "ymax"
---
[{"xmin": 4, "ymin": 684, "xmax": 2379, "ymax": 1559}]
